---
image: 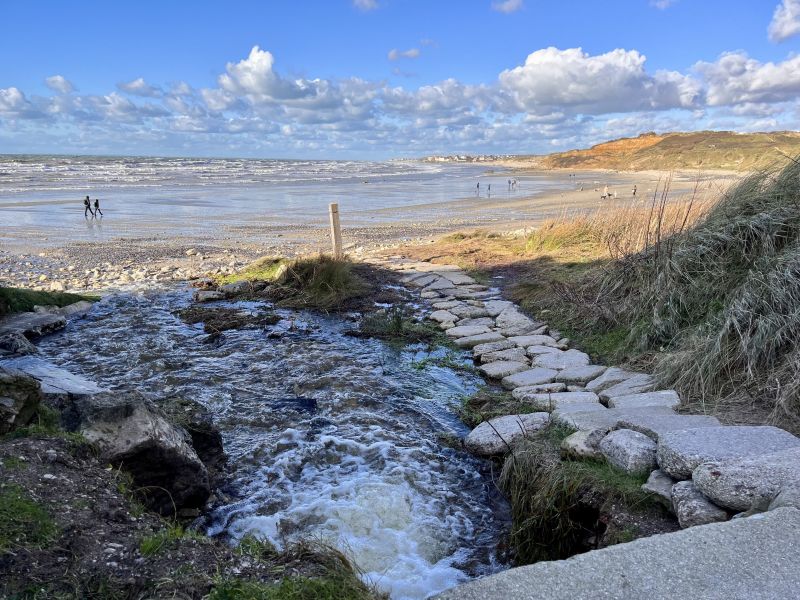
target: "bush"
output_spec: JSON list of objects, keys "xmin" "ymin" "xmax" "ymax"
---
[{"xmin": 0, "ymin": 287, "xmax": 95, "ymax": 317}]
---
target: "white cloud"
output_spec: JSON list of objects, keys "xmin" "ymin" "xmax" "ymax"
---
[
  {"xmin": 118, "ymin": 77, "xmax": 162, "ymax": 97},
  {"xmin": 491, "ymin": 0, "xmax": 523, "ymax": 13},
  {"xmin": 499, "ymin": 47, "xmax": 701, "ymax": 115},
  {"xmin": 388, "ymin": 48, "xmax": 420, "ymax": 61},
  {"xmin": 769, "ymin": 0, "xmax": 800, "ymax": 42},
  {"xmin": 353, "ymin": 0, "xmax": 379, "ymax": 10},
  {"xmin": 45, "ymin": 75, "xmax": 74, "ymax": 94},
  {"xmin": 696, "ymin": 51, "xmax": 800, "ymax": 105},
  {"xmin": 651, "ymin": 0, "xmax": 677, "ymax": 9}
]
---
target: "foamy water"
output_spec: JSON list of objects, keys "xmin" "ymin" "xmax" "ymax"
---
[{"xmin": 36, "ymin": 291, "xmax": 510, "ymax": 599}]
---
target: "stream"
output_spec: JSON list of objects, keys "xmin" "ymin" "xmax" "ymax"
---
[{"xmin": 35, "ymin": 289, "xmax": 510, "ymax": 599}]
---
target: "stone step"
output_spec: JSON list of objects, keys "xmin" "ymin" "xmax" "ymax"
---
[
  {"xmin": 464, "ymin": 413, "xmax": 550, "ymax": 456},
  {"xmin": 435, "ymin": 508, "xmax": 800, "ymax": 600}
]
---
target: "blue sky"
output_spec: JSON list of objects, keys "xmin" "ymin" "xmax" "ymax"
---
[{"xmin": 1, "ymin": 0, "xmax": 799, "ymax": 158}]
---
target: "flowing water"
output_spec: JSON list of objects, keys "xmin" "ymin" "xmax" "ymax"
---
[{"xmin": 36, "ymin": 290, "xmax": 510, "ymax": 599}]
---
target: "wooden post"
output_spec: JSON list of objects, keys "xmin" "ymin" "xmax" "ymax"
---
[{"xmin": 329, "ymin": 202, "xmax": 343, "ymax": 259}]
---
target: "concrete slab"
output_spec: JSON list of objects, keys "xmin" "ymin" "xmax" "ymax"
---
[
  {"xmin": 501, "ymin": 367, "xmax": 558, "ymax": 390},
  {"xmin": 436, "ymin": 508, "xmax": 800, "ymax": 600}
]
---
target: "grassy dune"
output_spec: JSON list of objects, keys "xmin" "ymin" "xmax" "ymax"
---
[
  {"xmin": 529, "ymin": 131, "xmax": 800, "ymax": 172},
  {"xmin": 402, "ymin": 159, "xmax": 800, "ymax": 432}
]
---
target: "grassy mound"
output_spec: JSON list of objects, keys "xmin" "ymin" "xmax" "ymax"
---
[{"xmin": 0, "ymin": 287, "xmax": 95, "ymax": 317}]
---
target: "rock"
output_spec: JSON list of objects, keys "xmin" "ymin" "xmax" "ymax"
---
[
  {"xmin": 524, "ymin": 344, "xmax": 562, "ymax": 355},
  {"xmin": 454, "ymin": 332, "xmax": 506, "ymax": 349},
  {"xmin": 599, "ymin": 429, "xmax": 658, "ymax": 476},
  {"xmin": 186, "ymin": 248, "xmax": 198, "ymax": 256},
  {"xmin": 407, "ymin": 274, "xmax": 438, "ymax": 288},
  {"xmin": 0, "ymin": 367, "xmax": 42, "ymax": 434},
  {"xmin": 438, "ymin": 271, "xmax": 477, "ymax": 286},
  {"xmin": 671, "ymin": 481, "xmax": 728, "ymax": 529},
  {"xmin": 585, "ymin": 367, "xmax": 642, "ymax": 393},
  {"xmin": 561, "ymin": 430, "xmax": 602, "ymax": 459},
  {"xmin": 423, "ymin": 277, "xmax": 459, "ymax": 292},
  {"xmin": 483, "ymin": 300, "xmax": 514, "ymax": 317},
  {"xmin": 449, "ymin": 305, "xmax": 490, "ymax": 319},
  {"xmin": 554, "ymin": 365, "xmax": 607, "ymax": 384},
  {"xmin": 457, "ymin": 317, "xmax": 496, "ymax": 328},
  {"xmin": 48, "ymin": 281, "xmax": 65, "ymax": 292},
  {"xmin": 420, "ymin": 291, "xmax": 441, "ymax": 299},
  {"xmin": 219, "ymin": 281, "xmax": 251, "ymax": 296},
  {"xmin": 193, "ymin": 290, "xmax": 224, "ymax": 303},
  {"xmin": 692, "ymin": 447, "xmax": 800, "ymax": 511},
  {"xmin": 76, "ymin": 392, "xmax": 210, "ymax": 515},
  {"xmin": 501, "ymin": 367, "xmax": 559, "ymax": 390},
  {"xmin": 642, "ymin": 469, "xmax": 676, "ymax": 505},
  {"xmin": 434, "ymin": 507, "xmax": 800, "ymax": 600},
  {"xmin": 54, "ymin": 300, "xmax": 94, "ymax": 318},
  {"xmin": 445, "ymin": 325, "xmax": 491, "ymax": 338},
  {"xmin": 429, "ymin": 310, "xmax": 457, "ymax": 324},
  {"xmin": 432, "ymin": 300, "xmax": 462, "ymax": 310},
  {"xmin": 0, "ymin": 356, "xmax": 104, "ymax": 405},
  {"xmin": 532, "ymin": 349, "xmax": 591, "ymax": 370},
  {"xmin": 478, "ymin": 361, "xmax": 530, "ymax": 379},
  {"xmin": 606, "ymin": 390, "xmax": 681, "ymax": 410},
  {"xmin": 472, "ymin": 339, "xmax": 516, "ymax": 357},
  {"xmin": 0, "ymin": 331, "xmax": 38, "ymax": 356},
  {"xmin": 0, "ymin": 312, "xmax": 66, "ymax": 338},
  {"xmin": 510, "ymin": 382, "xmax": 567, "ymax": 395},
  {"xmin": 160, "ymin": 397, "xmax": 226, "ymax": 481},
  {"xmin": 598, "ymin": 374, "xmax": 655, "ymax": 402},
  {"xmin": 615, "ymin": 412, "xmax": 720, "ymax": 441},
  {"xmin": 480, "ymin": 347, "xmax": 528, "ymax": 364},
  {"xmin": 495, "ymin": 307, "xmax": 539, "ymax": 336},
  {"xmin": 657, "ymin": 426, "xmax": 800, "ymax": 479},
  {"xmin": 511, "ymin": 391, "xmax": 600, "ymax": 411},
  {"xmin": 769, "ymin": 484, "xmax": 800, "ymax": 512},
  {"xmin": 465, "ymin": 413, "xmax": 550, "ymax": 456},
  {"xmin": 552, "ymin": 406, "xmax": 678, "ymax": 443},
  {"xmin": 508, "ymin": 334, "xmax": 559, "ymax": 348}
]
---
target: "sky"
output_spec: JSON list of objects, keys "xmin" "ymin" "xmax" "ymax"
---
[{"xmin": 1, "ymin": 0, "xmax": 800, "ymax": 159}]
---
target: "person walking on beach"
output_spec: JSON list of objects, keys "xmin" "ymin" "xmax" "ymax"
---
[
  {"xmin": 94, "ymin": 198, "xmax": 103, "ymax": 217},
  {"xmin": 632, "ymin": 185, "xmax": 637, "ymax": 197},
  {"xmin": 83, "ymin": 195, "xmax": 93, "ymax": 217},
  {"xmin": 476, "ymin": 182, "xmax": 480, "ymax": 196},
  {"xmin": 487, "ymin": 183, "xmax": 491, "ymax": 197},
  {"xmin": 602, "ymin": 185, "xmax": 609, "ymax": 200}
]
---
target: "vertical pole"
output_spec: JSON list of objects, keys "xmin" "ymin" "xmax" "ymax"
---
[{"xmin": 329, "ymin": 202, "xmax": 343, "ymax": 259}]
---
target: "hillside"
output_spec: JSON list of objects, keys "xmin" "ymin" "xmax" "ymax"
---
[{"xmin": 535, "ymin": 131, "xmax": 800, "ymax": 172}]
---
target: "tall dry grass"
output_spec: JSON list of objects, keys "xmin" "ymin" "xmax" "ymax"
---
[{"xmin": 532, "ymin": 161, "xmax": 800, "ymax": 430}]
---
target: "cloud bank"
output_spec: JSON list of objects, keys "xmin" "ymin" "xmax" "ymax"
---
[{"xmin": 1, "ymin": 42, "xmax": 800, "ymax": 158}]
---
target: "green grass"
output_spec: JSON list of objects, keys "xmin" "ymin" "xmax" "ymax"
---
[
  {"xmin": 215, "ymin": 257, "xmax": 289, "ymax": 285},
  {"xmin": 139, "ymin": 524, "xmax": 205, "ymax": 557},
  {"xmin": 3, "ymin": 405, "xmax": 88, "ymax": 448},
  {"xmin": 0, "ymin": 484, "xmax": 59, "ymax": 552},
  {"xmin": 0, "ymin": 287, "xmax": 96, "ymax": 317},
  {"xmin": 357, "ymin": 307, "xmax": 447, "ymax": 345},
  {"xmin": 266, "ymin": 256, "xmax": 369, "ymax": 311},
  {"xmin": 499, "ymin": 426, "xmax": 657, "ymax": 564},
  {"xmin": 459, "ymin": 386, "xmax": 541, "ymax": 428},
  {"xmin": 208, "ymin": 576, "xmax": 377, "ymax": 600}
]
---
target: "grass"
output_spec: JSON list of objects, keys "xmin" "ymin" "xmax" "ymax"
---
[
  {"xmin": 459, "ymin": 386, "xmax": 540, "ymax": 428},
  {"xmin": 3, "ymin": 405, "xmax": 89, "ymax": 448},
  {"xmin": 139, "ymin": 524, "xmax": 205, "ymax": 557},
  {"xmin": 215, "ymin": 256, "xmax": 289, "ymax": 285},
  {"xmin": 211, "ymin": 539, "xmax": 385, "ymax": 600},
  {"xmin": 356, "ymin": 306, "xmax": 447, "ymax": 345},
  {"xmin": 0, "ymin": 484, "xmax": 59, "ymax": 552},
  {"xmin": 499, "ymin": 426, "xmax": 656, "ymax": 564},
  {"xmin": 266, "ymin": 255, "xmax": 369, "ymax": 311},
  {"xmin": 0, "ymin": 287, "xmax": 96, "ymax": 317}
]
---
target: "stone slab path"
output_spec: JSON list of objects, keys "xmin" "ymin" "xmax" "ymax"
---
[{"xmin": 371, "ymin": 256, "xmax": 800, "ymax": 541}]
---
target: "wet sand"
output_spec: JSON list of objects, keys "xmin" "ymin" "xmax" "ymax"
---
[{"xmin": 0, "ymin": 169, "xmax": 738, "ymax": 293}]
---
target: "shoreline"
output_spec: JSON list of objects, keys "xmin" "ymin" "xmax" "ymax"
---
[{"xmin": 1, "ymin": 169, "xmax": 738, "ymax": 294}]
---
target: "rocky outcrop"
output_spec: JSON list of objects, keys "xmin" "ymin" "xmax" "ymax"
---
[
  {"xmin": 0, "ymin": 366, "xmax": 42, "ymax": 434},
  {"xmin": 160, "ymin": 396, "xmax": 226, "ymax": 483},
  {"xmin": 0, "ymin": 331, "xmax": 38, "ymax": 357},
  {"xmin": 670, "ymin": 481, "xmax": 728, "ymax": 529},
  {"xmin": 74, "ymin": 392, "xmax": 211, "ymax": 515}
]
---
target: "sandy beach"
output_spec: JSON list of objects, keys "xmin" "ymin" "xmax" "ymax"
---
[{"xmin": 0, "ymin": 166, "xmax": 737, "ymax": 293}]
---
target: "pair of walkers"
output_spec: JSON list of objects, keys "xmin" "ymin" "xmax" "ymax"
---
[{"xmin": 83, "ymin": 195, "xmax": 104, "ymax": 218}]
